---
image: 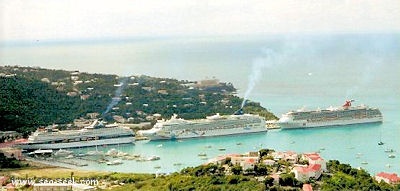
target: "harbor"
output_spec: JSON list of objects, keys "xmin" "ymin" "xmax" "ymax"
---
[
  {"xmin": 19, "ymin": 119, "xmax": 399, "ymax": 175},
  {"xmin": 24, "ymin": 147, "xmax": 161, "ymax": 169}
]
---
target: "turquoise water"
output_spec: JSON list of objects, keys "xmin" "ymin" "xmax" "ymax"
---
[{"xmin": 1, "ymin": 34, "xmax": 399, "ymax": 175}]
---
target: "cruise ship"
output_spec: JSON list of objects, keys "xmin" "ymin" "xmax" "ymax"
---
[
  {"xmin": 278, "ymin": 100, "xmax": 382, "ymax": 129},
  {"xmin": 18, "ymin": 120, "xmax": 135, "ymax": 150},
  {"xmin": 137, "ymin": 110, "xmax": 266, "ymax": 140}
]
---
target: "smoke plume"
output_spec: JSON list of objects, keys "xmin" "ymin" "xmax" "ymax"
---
[
  {"xmin": 102, "ymin": 77, "xmax": 128, "ymax": 116},
  {"xmin": 241, "ymin": 49, "xmax": 275, "ymax": 108}
]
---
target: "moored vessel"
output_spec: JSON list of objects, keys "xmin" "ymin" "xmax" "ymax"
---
[
  {"xmin": 278, "ymin": 100, "xmax": 382, "ymax": 129},
  {"xmin": 17, "ymin": 120, "xmax": 135, "ymax": 150},
  {"xmin": 137, "ymin": 109, "xmax": 266, "ymax": 140}
]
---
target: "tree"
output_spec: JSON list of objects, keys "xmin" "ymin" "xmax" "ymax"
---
[
  {"xmin": 279, "ymin": 173, "xmax": 296, "ymax": 187},
  {"xmin": 254, "ymin": 163, "xmax": 269, "ymax": 176},
  {"xmin": 264, "ymin": 176, "xmax": 275, "ymax": 187},
  {"xmin": 231, "ymin": 165, "xmax": 243, "ymax": 175},
  {"xmin": 259, "ymin": 149, "xmax": 270, "ymax": 159}
]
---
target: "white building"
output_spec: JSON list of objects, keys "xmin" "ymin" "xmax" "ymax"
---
[
  {"xmin": 231, "ymin": 156, "xmax": 259, "ymax": 171},
  {"xmin": 292, "ymin": 164, "xmax": 322, "ymax": 182}
]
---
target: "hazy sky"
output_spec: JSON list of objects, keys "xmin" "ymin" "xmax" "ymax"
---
[{"xmin": 1, "ymin": 0, "xmax": 400, "ymax": 41}]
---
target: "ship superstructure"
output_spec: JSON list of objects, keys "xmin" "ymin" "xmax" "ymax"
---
[
  {"xmin": 137, "ymin": 111, "xmax": 266, "ymax": 140},
  {"xmin": 18, "ymin": 120, "xmax": 135, "ymax": 150},
  {"xmin": 278, "ymin": 100, "xmax": 382, "ymax": 129}
]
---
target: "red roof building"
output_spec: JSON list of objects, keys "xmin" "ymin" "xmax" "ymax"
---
[
  {"xmin": 0, "ymin": 176, "xmax": 8, "ymax": 186},
  {"xmin": 292, "ymin": 164, "xmax": 322, "ymax": 182},
  {"xmin": 375, "ymin": 172, "xmax": 400, "ymax": 184},
  {"xmin": 302, "ymin": 153, "xmax": 327, "ymax": 172},
  {"xmin": 302, "ymin": 184, "xmax": 313, "ymax": 191},
  {"xmin": 6, "ymin": 183, "xmax": 15, "ymax": 191}
]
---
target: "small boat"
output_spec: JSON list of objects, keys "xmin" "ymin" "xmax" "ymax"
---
[
  {"xmin": 76, "ymin": 153, "xmax": 86, "ymax": 157},
  {"xmin": 54, "ymin": 149, "xmax": 73, "ymax": 157},
  {"xmin": 135, "ymin": 139, "xmax": 150, "ymax": 144},
  {"xmin": 236, "ymin": 142, "xmax": 242, "ymax": 145},
  {"xmin": 132, "ymin": 154, "xmax": 141, "ymax": 157},
  {"xmin": 106, "ymin": 159, "xmax": 123, "ymax": 165},
  {"xmin": 156, "ymin": 144, "xmax": 163, "ymax": 148},
  {"xmin": 147, "ymin": 155, "xmax": 160, "ymax": 161},
  {"xmin": 361, "ymin": 161, "xmax": 368, "ymax": 165},
  {"xmin": 123, "ymin": 156, "xmax": 138, "ymax": 160},
  {"xmin": 98, "ymin": 159, "xmax": 109, "ymax": 163},
  {"xmin": 378, "ymin": 141, "xmax": 384, "ymax": 145},
  {"xmin": 136, "ymin": 157, "xmax": 147, "ymax": 162},
  {"xmin": 388, "ymin": 154, "xmax": 396, "ymax": 158},
  {"xmin": 65, "ymin": 155, "xmax": 74, "ymax": 159},
  {"xmin": 218, "ymin": 148, "xmax": 226, "ymax": 151},
  {"xmin": 86, "ymin": 150, "xmax": 105, "ymax": 156},
  {"xmin": 173, "ymin": 163, "xmax": 182, "ymax": 166},
  {"xmin": 27, "ymin": 152, "xmax": 35, "ymax": 156},
  {"xmin": 105, "ymin": 148, "xmax": 118, "ymax": 156},
  {"xmin": 198, "ymin": 153, "xmax": 207, "ymax": 157},
  {"xmin": 154, "ymin": 166, "xmax": 161, "ymax": 169},
  {"xmin": 384, "ymin": 149, "xmax": 395, "ymax": 153},
  {"xmin": 205, "ymin": 145, "xmax": 212, "ymax": 148},
  {"xmin": 116, "ymin": 151, "xmax": 128, "ymax": 157}
]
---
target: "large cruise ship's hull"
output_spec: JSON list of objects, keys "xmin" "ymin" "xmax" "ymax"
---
[
  {"xmin": 18, "ymin": 137, "xmax": 135, "ymax": 150},
  {"xmin": 279, "ymin": 116, "xmax": 383, "ymax": 129},
  {"xmin": 146, "ymin": 126, "xmax": 267, "ymax": 140}
]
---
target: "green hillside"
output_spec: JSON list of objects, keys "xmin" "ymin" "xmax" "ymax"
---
[{"xmin": 0, "ymin": 66, "xmax": 277, "ymax": 136}]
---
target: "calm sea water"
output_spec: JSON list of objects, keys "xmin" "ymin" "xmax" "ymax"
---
[{"xmin": 1, "ymin": 33, "xmax": 399, "ymax": 175}]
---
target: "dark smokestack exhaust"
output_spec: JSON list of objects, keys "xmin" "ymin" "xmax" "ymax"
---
[
  {"xmin": 234, "ymin": 108, "xmax": 244, "ymax": 115},
  {"xmin": 102, "ymin": 77, "xmax": 128, "ymax": 117}
]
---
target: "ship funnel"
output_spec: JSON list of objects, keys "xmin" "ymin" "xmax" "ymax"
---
[
  {"xmin": 343, "ymin": 100, "xmax": 355, "ymax": 107},
  {"xmin": 234, "ymin": 108, "xmax": 244, "ymax": 115}
]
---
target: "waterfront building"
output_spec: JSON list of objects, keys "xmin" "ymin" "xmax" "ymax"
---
[
  {"xmin": 292, "ymin": 164, "xmax": 323, "ymax": 182},
  {"xmin": 272, "ymin": 151, "xmax": 298, "ymax": 164},
  {"xmin": 375, "ymin": 172, "xmax": 400, "ymax": 184},
  {"xmin": 231, "ymin": 156, "xmax": 259, "ymax": 171},
  {"xmin": 302, "ymin": 153, "xmax": 327, "ymax": 172}
]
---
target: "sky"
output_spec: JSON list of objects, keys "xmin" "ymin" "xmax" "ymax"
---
[{"xmin": 1, "ymin": 0, "xmax": 400, "ymax": 41}]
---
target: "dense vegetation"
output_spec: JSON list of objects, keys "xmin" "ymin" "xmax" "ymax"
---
[
  {"xmin": 0, "ymin": 153, "xmax": 27, "ymax": 169},
  {"xmin": 107, "ymin": 160, "xmax": 399, "ymax": 191},
  {"xmin": 2, "ymin": 151, "xmax": 398, "ymax": 190},
  {"xmin": 105, "ymin": 160, "xmax": 399, "ymax": 191},
  {"xmin": 0, "ymin": 66, "xmax": 277, "ymax": 136},
  {"xmin": 0, "ymin": 76, "xmax": 83, "ymax": 136},
  {"xmin": 320, "ymin": 160, "xmax": 399, "ymax": 190}
]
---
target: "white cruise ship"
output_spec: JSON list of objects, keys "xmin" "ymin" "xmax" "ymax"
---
[
  {"xmin": 18, "ymin": 120, "xmax": 135, "ymax": 150},
  {"xmin": 137, "ymin": 110, "xmax": 266, "ymax": 140},
  {"xmin": 278, "ymin": 100, "xmax": 382, "ymax": 129}
]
